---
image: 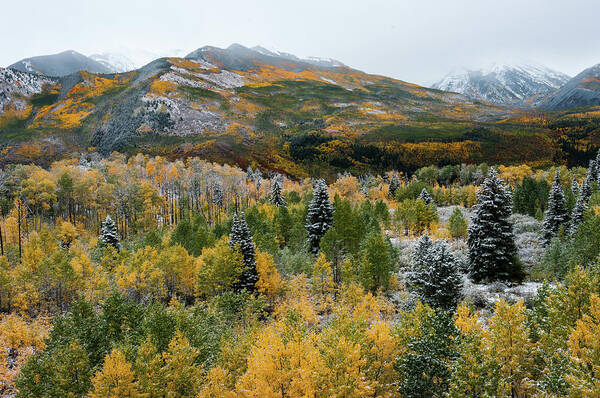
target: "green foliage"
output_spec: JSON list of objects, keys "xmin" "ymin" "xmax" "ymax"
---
[
  {"xmin": 513, "ymin": 176, "xmax": 550, "ymax": 217},
  {"xmin": 359, "ymin": 231, "xmax": 394, "ymax": 293},
  {"xmin": 395, "ymin": 309, "xmax": 458, "ymax": 398},
  {"xmin": 448, "ymin": 207, "xmax": 468, "ymax": 239}
]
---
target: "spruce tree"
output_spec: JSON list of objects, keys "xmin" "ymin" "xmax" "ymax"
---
[
  {"xmin": 389, "ymin": 173, "xmax": 401, "ymax": 198},
  {"xmin": 418, "ymin": 188, "xmax": 433, "ymax": 205},
  {"xmin": 595, "ymin": 149, "xmax": 600, "ymax": 184},
  {"xmin": 571, "ymin": 180, "xmax": 588, "ymax": 235},
  {"xmin": 408, "ymin": 239, "xmax": 463, "ymax": 310},
  {"xmin": 588, "ymin": 159, "xmax": 598, "ymax": 188},
  {"xmin": 229, "ymin": 212, "xmax": 258, "ymax": 292},
  {"xmin": 542, "ymin": 171, "xmax": 569, "ymax": 245},
  {"xmin": 582, "ymin": 161, "xmax": 595, "ymax": 203},
  {"xmin": 269, "ymin": 176, "xmax": 286, "ymax": 207},
  {"xmin": 467, "ymin": 169, "xmax": 520, "ymax": 283},
  {"xmin": 100, "ymin": 215, "xmax": 120, "ymax": 252},
  {"xmin": 571, "ymin": 176, "xmax": 579, "ymax": 196},
  {"xmin": 305, "ymin": 179, "xmax": 334, "ymax": 255},
  {"xmin": 412, "ymin": 233, "xmax": 433, "ymax": 269}
]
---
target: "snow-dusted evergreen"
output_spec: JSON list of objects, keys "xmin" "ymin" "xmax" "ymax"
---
[
  {"xmin": 229, "ymin": 212, "xmax": 258, "ymax": 292},
  {"xmin": 388, "ymin": 173, "xmax": 401, "ymax": 198},
  {"xmin": 582, "ymin": 163, "xmax": 594, "ymax": 202},
  {"xmin": 570, "ymin": 179, "xmax": 588, "ymax": 235},
  {"xmin": 408, "ymin": 238, "xmax": 462, "ymax": 310},
  {"xmin": 542, "ymin": 171, "xmax": 569, "ymax": 244},
  {"xmin": 100, "ymin": 215, "xmax": 120, "ymax": 252},
  {"xmin": 269, "ymin": 175, "xmax": 286, "ymax": 207},
  {"xmin": 467, "ymin": 169, "xmax": 521, "ymax": 282},
  {"xmin": 595, "ymin": 149, "xmax": 600, "ymax": 182},
  {"xmin": 588, "ymin": 159, "xmax": 598, "ymax": 187},
  {"xmin": 412, "ymin": 233, "xmax": 433, "ymax": 269},
  {"xmin": 571, "ymin": 176, "xmax": 579, "ymax": 196},
  {"xmin": 305, "ymin": 179, "xmax": 334, "ymax": 254},
  {"xmin": 212, "ymin": 180, "xmax": 224, "ymax": 209},
  {"xmin": 418, "ymin": 188, "xmax": 433, "ymax": 204}
]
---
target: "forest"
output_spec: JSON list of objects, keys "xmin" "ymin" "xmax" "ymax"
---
[{"xmin": 0, "ymin": 151, "xmax": 600, "ymax": 397}]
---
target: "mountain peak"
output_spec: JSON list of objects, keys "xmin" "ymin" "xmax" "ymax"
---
[
  {"xmin": 8, "ymin": 50, "xmax": 113, "ymax": 77},
  {"xmin": 432, "ymin": 62, "xmax": 570, "ymax": 106}
]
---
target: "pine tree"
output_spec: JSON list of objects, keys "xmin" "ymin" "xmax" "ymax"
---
[
  {"xmin": 570, "ymin": 180, "xmax": 588, "ymax": 235},
  {"xmin": 269, "ymin": 176, "xmax": 286, "ymax": 207},
  {"xmin": 595, "ymin": 150, "xmax": 600, "ymax": 182},
  {"xmin": 305, "ymin": 179, "xmax": 334, "ymax": 255},
  {"xmin": 588, "ymin": 159, "xmax": 597, "ymax": 188},
  {"xmin": 212, "ymin": 180, "xmax": 224, "ymax": 209},
  {"xmin": 542, "ymin": 171, "xmax": 569, "ymax": 245},
  {"xmin": 229, "ymin": 212, "xmax": 258, "ymax": 292},
  {"xmin": 418, "ymin": 188, "xmax": 433, "ymax": 205},
  {"xmin": 580, "ymin": 160, "xmax": 596, "ymax": 202},
  {"xmin": 100, "ymin": 215, "xmax": 120, "ymax": 252},
  {"xmin": 408, "ymin": 239, "xmax": 463, "ymax": 310},
  {"xmin": 412, "ymin": 233, "xmax": 433, "ymax": 269},
  {"xmin": 571, "ymin": 176, "xmax": 579, "ymax": 197},
  {"xmin": 388, "ymin": 173, "xmax": 401, "ymax": 198},
  {"xmin": 467, "ymin": 169, "xmax": 521, "ymax": 283}
]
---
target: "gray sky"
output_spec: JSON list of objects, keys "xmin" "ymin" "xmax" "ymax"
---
[{"xmin": 2, "ymin": 0, "xmax": 599, "ymax": 85}]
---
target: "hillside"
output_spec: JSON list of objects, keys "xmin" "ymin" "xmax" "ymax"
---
[
  {"xmin": 0, "ymin": 44, "xmax": 588, "ymax": 175},
  {"xmin": 8, "ymin": 50, "xmax": 113, "ymax": 76},
  {"xmin": 539, "ymin": 63, "xmax": 600, "ymax": 110},
  {"xmin": 432, "ymin": 63, "xmax": 570, "ymax": 106}
]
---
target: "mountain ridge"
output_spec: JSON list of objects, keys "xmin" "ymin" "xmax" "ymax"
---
[{"xmin": 432, "ymin": 63, "xmax": 570, "ymax": 106}]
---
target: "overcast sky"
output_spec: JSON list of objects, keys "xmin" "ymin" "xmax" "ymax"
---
[{"xmin": 2, "ymin": 0, "xmax": 599, "ymax": 85}]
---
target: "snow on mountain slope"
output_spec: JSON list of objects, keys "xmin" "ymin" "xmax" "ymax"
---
[
  {"xmin": 90, "ymin": 52, "xmax": 137, "ymax": 73},
  {"xmin": 432, "ymin": 62, "xmax": 570, "ymax": 106},
  {"xmin": 8, "ymin": 50, "xmax": 113, "ymax": 77},
  {"xmin": 539, "ymin": 63, "xmax": 600, "ymax": 110},
  {"xmin": 0, "ymin": 68, "xmax": 56, "ymax": 111}
]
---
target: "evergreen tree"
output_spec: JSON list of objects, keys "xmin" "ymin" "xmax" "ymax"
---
[
  {"xmin": 571, "ymin": 176, "xmax": 579, "ymax": 197},
  {"xmin": 305, "ymin": 179, "xmax": 334, "ymax": 255},
  {"xmin": 229, "ymin": 212, "xmax": 258, "ymax": 292},
  {"xmin": 467, "ymin": 169, "xmax": 521, "ymax": 283},
  {"xmin": 100, "ymin": 215, "xmax": 120, "ymax": 252},
  {"xmin": 448, "ymin": 207, "xmax": 468, "ymax": 239},
  {"xmin": 596, "ymin": 149, "xmax": 600, "ymax": 183},
  {"xmin": 570, "ymin": 182, "xmax": 588, "ymax": 235},
  {"xmin": 591, "ymin": 159, "xmax": 599, "ymax": 184},
  {"xmin": 408, "ymin": 240, "xmax": 463, "ymax": 310},
  {"xmin": 418, "ymin": 188, "xmax": 433, "ymax": 205},
  {"xmin": 269, "ymin": 176, "xmax": 286, "ymax": 207},
  {"xmin": 396, "ymin": 310, "xmax": 458, "ymax": 398},
  {"xmin": 582, "ymin": 162, "xmax": 595, "ymax": 202},
  {"xmin": 412, "ymin": 233, "xmax": 433, "ymax": 269},
  {"xmin": 388, "ymin": 173, "xmax": 401, "ymax": 198},
  {"xmin": 542, "ymin": 171, "xmax": 569, "ymax": 245}
]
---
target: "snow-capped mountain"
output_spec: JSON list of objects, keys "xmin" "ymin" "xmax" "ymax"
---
[
  {"xmin": 89, "ymin": 52, "xmax": 137, "ymax": 73},
  {"xmin": 539, "ymin": 63, "xmax": 600, "ymax": 110},
  {"xmin": 432, "ymin": 63, "xmax": 570, "ymax": 106},
  {"xmin": 8, "ymin": 50, "xmax": 112, "ymax": 77},
  {"xmin": 251, "ymin": 46, "xmax": 345, "ymax": 68},
  {"xmin": 90, "ymin": 48, "xmax": 189, "ymax": 73}
]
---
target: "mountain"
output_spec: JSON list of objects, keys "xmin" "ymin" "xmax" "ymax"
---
[
  {"xmin": 432, "ymin": 63, "xmax": 570, "ymax": 106},
  {"xmin": 8, "ymin": 50, "xmax": 113, "ymax": 77},
  {"xmin": 0, "ymin": 44, "xmax": 569, "ymax": 174},
  {"xmin": 89, "ymin": 52, "xmax": 137, "ymax": 73},
  {"xmin": 538, "ymin": 63, "xmax": 600, "ymax": 110}
]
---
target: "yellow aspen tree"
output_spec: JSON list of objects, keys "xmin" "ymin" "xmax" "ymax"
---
[
  {"xmin": 567, "ymin": 294, "xmax": 600, "ymax": 397},
  {"xmin": 487, "ymin": 299, "xmax": 535, "ymax": 397},
  {"xmin": 255, "ymin": 250, "xmax": 282, "ymax": 298},
  {"xmin": 90, "ymin": 349, "xmax": 140, "ymax": 398}
]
